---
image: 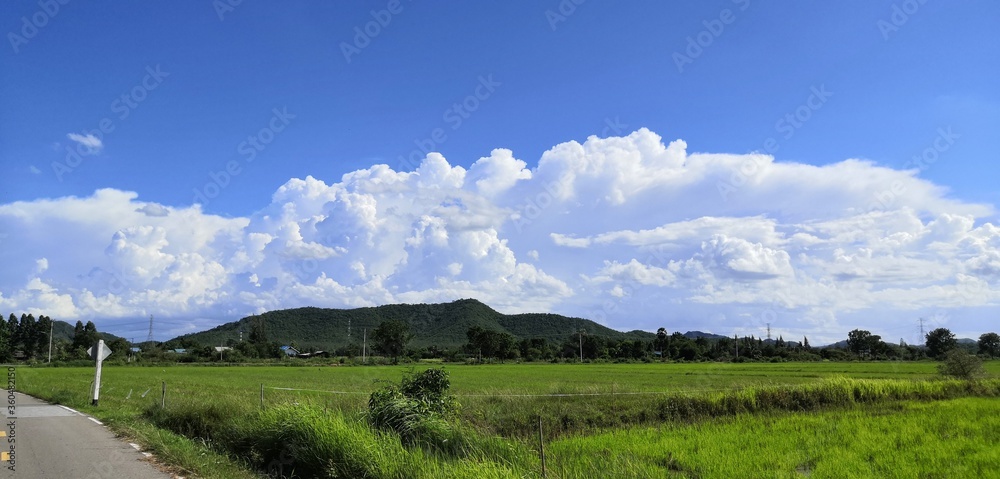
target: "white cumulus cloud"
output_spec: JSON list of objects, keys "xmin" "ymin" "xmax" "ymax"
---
[
  {"xmin": 1, "ymin": 128, "xmax": 998, "ymax": 344},
  {"xmin": 66, "ymin": 133, "xmax": 104, "ymax": 153}
]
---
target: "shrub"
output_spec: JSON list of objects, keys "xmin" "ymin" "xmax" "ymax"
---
[
  {"xmin": 366, "ymin": 368, "xmax": 458, "ymax": 447},
  {"xmin": 938, "ymin": 349, "xmax": 986, "ymax": 380}
]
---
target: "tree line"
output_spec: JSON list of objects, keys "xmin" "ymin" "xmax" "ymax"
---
[
  {"xmin": 373, "ymin": 321, "xmax": 1000, "ymax": 363},
  {"xmin": 0, "ymin": 313, "xmax": 55, "ymax": 361},
  {"xmin": 0, "ymin": 313, "xmax": 114, "ymax": 362},
  {"xmin": 5, "ymin": 312, "xmax": 999, "ymax": 364}
]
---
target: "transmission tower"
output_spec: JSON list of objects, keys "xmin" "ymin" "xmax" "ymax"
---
[
  {"xmin": 766, "ymin": 323, "xmax": 771, "ymax": 341},
  {"xmin": 146, "ymin": 314, "xmax": 154, "ymax": 343},
  {"xmin": 917, "ymin": 317, "xmax": 927, "ymax": 339}
]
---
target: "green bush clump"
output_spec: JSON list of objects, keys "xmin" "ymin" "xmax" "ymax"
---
[
  {"xmin": 938, "ymin": 349, "xmax": 986, "ymax": 380},
  {"xmin": 366, "ymin": 368, "xmax": 459, "ymax": 448}
]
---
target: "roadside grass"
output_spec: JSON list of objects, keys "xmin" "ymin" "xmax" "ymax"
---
[
  {"xmin": 14, "ymin": 361, "xmax": 1000, "ymax": 478},
  {"xmin": 113, "ymin": 420, "xmax": 260, "ymax": 479}
]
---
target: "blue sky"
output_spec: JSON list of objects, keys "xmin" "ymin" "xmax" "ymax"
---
[{"xmin": 1, "ymin": 1, "xmax": 999, "ymax": 343}]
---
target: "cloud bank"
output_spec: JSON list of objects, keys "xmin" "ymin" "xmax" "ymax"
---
[{"xmin": 1, "ymin": 129, "xmax": 997, "ymax": 343}]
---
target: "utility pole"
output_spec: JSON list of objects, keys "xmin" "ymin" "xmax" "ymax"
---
[
  {"xmin": 578, "ymin": 329, "xmax": 585, "ymax": 362},
  {"xmin": 362, "ymin": 328, "xmax": 367, "ymax": 364},
  {"xmin": 48, "ymin": 320, "xmax": 53, "ymax": 363},
  {"xmin": 735, "ymin": 334, "xmax": 738, "ymax": 359}
]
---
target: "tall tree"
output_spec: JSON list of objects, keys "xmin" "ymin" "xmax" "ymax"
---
[
  {"xmin": 37, "ymin": 315, "xmax": 53, "ymax": 361},
  {"xmin": 925, "ymin": 327, "xmax": 957, "ymax": 359},
  {"xmin": 11, "ymin": 314, "xmax": 25, "ymax": 356},
  {"xmin": 20, "ymin": 314, "xmax": 38, "ymax": 359},
  {"xmin": 248, "ymin": 315, "xmax": 268, "ymax": 344},
  {"xmin": 466, "ymin": 326, "xmax": 517, "ymax": 361},
  {"xmin": 978, "ymin": 332, "xmax": 1000, "ymax": 358},
  {"xmin": 71, "ymin": 320, "xmax": 86, "ymax": 350},
  {"xmin": 0, "ymin": 316, "xmax": 11, "ymax": 361},
  {"xmin": 73, "ymin": 321, "xmax": 101, "ymax": 354},
  {"xmin": 372, "ymin": 319, "xmax": 411, "ymax": 361},
  {"xmin": 847, "ymin": 329, "xmax": 880, "ymax": 356},
  {"xmin": 655, "ymin": 327, "xmax": 667, "ymax": 357},
  {"xmin": 6, "ymin": 314, "xmax": 17, "ymax": 342}
]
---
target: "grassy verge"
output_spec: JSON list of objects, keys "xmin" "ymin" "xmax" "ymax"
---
[{"xmin": 145, "ymin": 399, "xmax": 537, "ymax": 478}]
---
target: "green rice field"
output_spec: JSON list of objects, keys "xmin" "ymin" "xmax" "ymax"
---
[{"xmin": 14, "ymin": 361, "xmax": 1000, "ymax": 478}]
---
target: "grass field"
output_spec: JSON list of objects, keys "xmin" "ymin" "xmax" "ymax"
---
[
  {"xmin": 14, "ymin": 361, "xmax": 1000, "ymax": 478},
  {"xmin": 549, "ymin": 397, "xmax": 1000, "ymax": 478}
]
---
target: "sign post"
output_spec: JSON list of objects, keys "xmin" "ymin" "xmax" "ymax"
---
[{"xmin": 87, "ymin": 340, "xmax": 112, "ymax": 406}]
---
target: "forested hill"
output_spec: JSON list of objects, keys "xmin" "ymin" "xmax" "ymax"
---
[
  {"xmin": 170, "ymin": 299, "xmax": 654, "ymax": 350},
  {"xmin": 51, "ymin": 320, "xmax": 124, "ymax": 343}
]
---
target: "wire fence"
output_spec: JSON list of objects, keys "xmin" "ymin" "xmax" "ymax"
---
[{"xmin": 264, "ymin": 385, "xmax": 743, "ymax": 398}]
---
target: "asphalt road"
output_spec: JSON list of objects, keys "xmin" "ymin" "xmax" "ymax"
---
[{"xmin": 1, "ymin": 392, "xmax": 173, "ymax": 479}]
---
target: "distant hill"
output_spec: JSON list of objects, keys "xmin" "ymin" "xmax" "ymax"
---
[
  {"xmin": 683, "ymin": 331, "xmax": 729, "ymax": 341},
  {"xmin": 51, "ymin": 320, "xmax": 124, "ymax": 343},
  {"xmin": 170, "ymin": 299, "xmax": 655, "ymax": 350},
  {"xmin": 824, "ymin": 339, "xmax": 849, "ymax": 349},
  {"xmin": 821, "ymin": 338, "xmax": 977, "ymax": 349}
]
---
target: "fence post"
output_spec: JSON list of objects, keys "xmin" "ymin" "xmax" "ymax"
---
[
  {"xmin": 260, "ymin": 383, "xmax": 265, "ymax": 410},
  {"xmin": 538, "ymin": 415, "xmax": 547, "ymax": 478},
  {"xmin": 161, "ymin": 381, "xmax": 166, "ymax": 409}
]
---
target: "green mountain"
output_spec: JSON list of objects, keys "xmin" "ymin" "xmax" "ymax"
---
[
  {"xmin": 169, "ymin": 298, "xmax": 654, "ymax": 350},
  {"xmin": 50, "ymin": 320, "xmax": 124, "ymax": 343}
]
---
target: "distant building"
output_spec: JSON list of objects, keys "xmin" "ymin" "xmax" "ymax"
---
[
  {"xmin": 280, "ymin": 345, "xmax": 300, "ymax": 357},
  {"xmin": 166, "ymin": 348, "xmax": 188, "ymax": 354},
  {"xmin": 296, "ymin": 350, "xmax": 329, "ymax": 359},
  {"xmin": 213, "ymin": 346, "xmax": 232, "ymax": 353}
]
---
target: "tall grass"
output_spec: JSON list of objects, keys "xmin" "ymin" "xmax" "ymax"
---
[{"xmin": 144, "ymin": 398, "xmax": 536, "ymax": 479}]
